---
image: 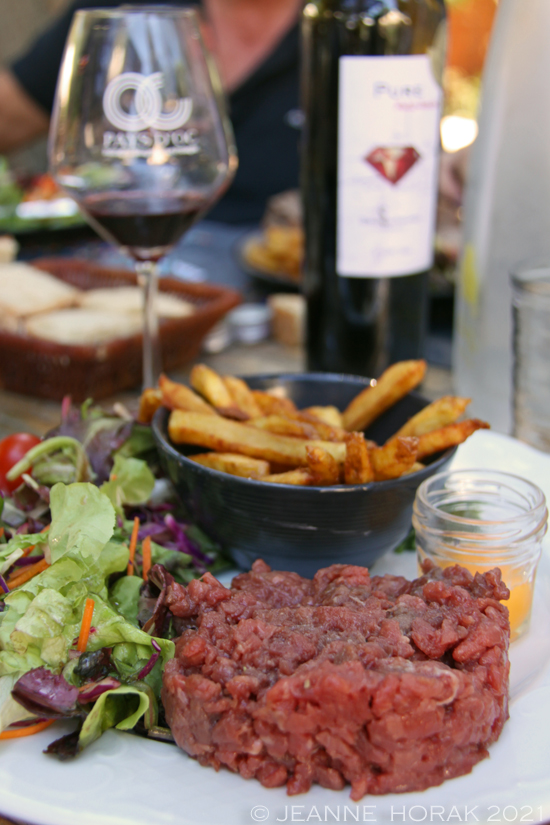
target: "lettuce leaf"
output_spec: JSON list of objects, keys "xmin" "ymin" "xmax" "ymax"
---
[
  {"xmin": 0, "ymin": 525, "xmax": 51, "ymax": 575},
  {"xmin": 1, "ymin": 582, "xmax": 173, "ymax": 677},
  {"xmin": 0, "ymin": 673, "xmax": 36, "ymax": 731},
  {"xmin": 46, "ymin": 401, "xmax": 133, "ymax": 484},
  {"xmin": 115, "ymin": 424, "xmax": 156, "ymax": 460},
  {"xmin": 78, "ymin": 685, "xmax": 152, "ymax": 749},
  {"xmin": 44, "ymin": 684, "xmax": 155, "ymax": 758},
  {"xmin": 100, "ymin": 455, "xmax": 155, "ymax": 513},
  {"xmin": 47, "ymin": 483, "xmax": 115, "ymax": 564},
  {"xmin": 109, "ymin": 576, "xmax": 143, "ymax": 626}
]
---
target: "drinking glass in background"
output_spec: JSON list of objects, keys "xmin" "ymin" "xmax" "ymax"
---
[
  {"xmin": 511, "ymin": 264, "xmax": 550, "ymax": 452},
  {"xmin": 413, "ymin": 469, "xmax": 548, "ymax": 641},
  {"xmin": 49, "ymin": 7, "xmax": 237, "ymax": 387}
]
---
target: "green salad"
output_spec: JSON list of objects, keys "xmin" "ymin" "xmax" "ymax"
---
[{"xmin": 0, "ymin": 399, "xmax": 228, "ymax": 756}]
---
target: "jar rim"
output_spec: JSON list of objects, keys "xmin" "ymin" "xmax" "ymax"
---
[
  {"xmin": 415, "ymin": 468, "xmax": 548, "ymax": 527},
  {"xmin": 511, "ymin": 261, "xmax": 550, "ymax": 286},
  {"xmin": 411, "ymin": 522, "xmax": 547, "ymax": 560}
]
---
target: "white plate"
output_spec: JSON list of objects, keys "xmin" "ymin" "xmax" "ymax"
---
[{"xmin": 1, "ymin": 431, "xmax": 549, "ymax": 825}]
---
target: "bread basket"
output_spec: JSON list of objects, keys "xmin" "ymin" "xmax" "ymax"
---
[{"xmin": 0, "ymin": 257, "xmax": 241, "ymax": 401}]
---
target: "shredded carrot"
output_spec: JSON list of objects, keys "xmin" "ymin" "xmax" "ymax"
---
[
  {"xmin": 127, "ymin": 516, "xmax": 140, "ymax": 576},
  {"xmin": 7, "ymin": 558, "xmax": 49, "ymax": 590},
  {"xmin": 0, "ymin": 527, "xmax": 4, "ymax": 540},
  {"xmin": 77, "ymin": 598, "xmax": 95, "ymax": 653},
  {"xmin": 142, "ymin": 536, "xmax": 152, "ymax": 582},
  {"xmin": 0, "ymin": 719, "xmax": 55, "ymax": 740}
]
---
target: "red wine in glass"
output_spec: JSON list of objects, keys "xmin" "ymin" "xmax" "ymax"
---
[{"xmin": 81, "ymin": 192, "xmax": 210, "ymax": 261}]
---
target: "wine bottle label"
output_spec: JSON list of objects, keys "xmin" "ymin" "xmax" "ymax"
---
[{"xmin": 337, "ymin": 55, "xmax": 442, "ymax": 278}]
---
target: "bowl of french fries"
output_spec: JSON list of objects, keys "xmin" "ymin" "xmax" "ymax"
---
[{"xmin": 147, "ymin": 360, "xmax": 489, "ymax": 576}]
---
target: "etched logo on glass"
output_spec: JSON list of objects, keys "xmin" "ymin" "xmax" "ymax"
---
[{"xmin": 102, "ymin": 72, "xmax": 199, "ymax": 158}]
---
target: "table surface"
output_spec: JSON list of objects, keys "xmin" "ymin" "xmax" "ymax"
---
[{"xmin": 0, "ymin": 339, "xmax": 453, "ymax": 440}]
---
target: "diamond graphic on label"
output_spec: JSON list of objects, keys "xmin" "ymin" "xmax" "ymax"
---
[{"xmin": 365, "ymin": 146, "xmax": 420, "ymax": 185}]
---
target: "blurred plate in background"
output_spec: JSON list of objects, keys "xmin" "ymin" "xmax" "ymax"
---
[
  {"xmin": 235, "ymin": 229, "xmax": 302, "ymax": 291},
  {"xmin": 0, "ymin": 166, "xmax": 86, "ymax": 234}
]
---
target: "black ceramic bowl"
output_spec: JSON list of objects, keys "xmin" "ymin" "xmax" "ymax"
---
[{"xmin": 152, "ymin": 373, "xmax": 456, "ymax": 577}]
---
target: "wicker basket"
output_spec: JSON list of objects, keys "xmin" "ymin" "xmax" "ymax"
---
[{"xmin": 0, "ymin": 257, "xmax": 241, "ymax": 401}]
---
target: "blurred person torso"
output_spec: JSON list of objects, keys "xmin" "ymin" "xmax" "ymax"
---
[{"xmin": 10, "ymin": 0, "xmax": 303, "ymax": 223}]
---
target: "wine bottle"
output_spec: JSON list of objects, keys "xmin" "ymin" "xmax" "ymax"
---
[{"xmin": 301, "ymin": 0, "xmax": 446, "ymax": 377}]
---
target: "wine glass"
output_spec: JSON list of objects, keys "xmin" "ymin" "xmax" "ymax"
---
[{"xmin": 49, "ymin": 7, "xmax": 237, "ymax": 388}]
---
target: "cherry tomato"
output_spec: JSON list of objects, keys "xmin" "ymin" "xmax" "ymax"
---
[{"xmin": 0, "ymin": 433, "xmax": 41, "ymax": 495}]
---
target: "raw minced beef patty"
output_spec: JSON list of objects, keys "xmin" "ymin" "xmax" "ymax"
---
[{"xmin": 161, "ymin": 560, "xmax": 510, "ymax": 798}]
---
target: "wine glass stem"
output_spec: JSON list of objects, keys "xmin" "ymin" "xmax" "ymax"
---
[{"xmin": 136, "ymin": 259, "xmax": 161, "ymax": 389}]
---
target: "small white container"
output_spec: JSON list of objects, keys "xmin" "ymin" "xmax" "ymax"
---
[
  {"xmin": 201, "ymin": 320, "xmax": 233, "ymax": 353},
  {"xmin": 227, "ymin": 303, "xmax": 272, "ymax": 344}
]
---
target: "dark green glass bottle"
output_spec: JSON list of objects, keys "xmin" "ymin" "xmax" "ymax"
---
[{"xmin": 301, "ymin": 0, "xmax": 446, "ymax": 376}]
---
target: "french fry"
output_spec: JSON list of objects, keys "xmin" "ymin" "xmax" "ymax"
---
[
  {"xmin": 304, "ymin": 406, "xmax": 344, "ymax": 428},
  {"xmin": 248, "ymin": 404, "xmax": 347, "ymax": 443},
  {"xmin": 402, "ymin": 461, "xmax": 426, "ymax": 475},
  {"xmin": 251, "ymin": 405, "xmax": 347, "ymax": 441},
  {"xmin": 342, "ymin": 360, "xmax": 427, "ymax": 432},
  {"xmin": 190, "ymin": 364, "xmax": 236, "ymax": 410},
  {"xmin": 223, "ymin": 375, "xmax": 262, "ymax": 418},
  {"xmin": 369, "ymin": 436, "xmax": 419, "ymax": 481},
  {"xmin": 395, "ymin": 396, "xmax": 471, "ymax": 438},
  {"xmin": 306, "ymin": 445, "xmax": 341, "ymax": 486},
  {"xmin": 416, "ymin": 420, "xmax": 490, "ymax": 460},
  {"xmin": 189, "ymin": 452, "xmax": 270, "ymax": 479},
  {"xmin": 291, "ymin": 411, "xmax": 348, "ymax": 442},
  {"xmin": 251, "ymin": 390, "xmax": 298, "ymax": 416},
  {"xmin": 344, "ymin": 432, "xmax": 375, "ymax": 484},
  {"xmin": 159, "ymin": 374, "xmax": 217, "ymax": 415},
  {"xmin": 264, "ymin": 469, "xmax": 313, "ymax": 486},
  {"xmin": 138, "ymin": 388, "xmax": 163, "ymax": 424},
  {"xmin": 168, "ymin": 410, "xmax": 346, "ymax": 466},
  {"xmin": 214, "ymin": 406, "xmax": 251, "ymax": 421},
  {"xmin": 249, "ymin": 415, "xmax": 319, "ymax": 439},
  {"xmin": 267, "ymin": 461, "xmax": 302, "ymax": 475}
]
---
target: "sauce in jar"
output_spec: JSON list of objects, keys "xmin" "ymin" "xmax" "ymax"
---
[{"xmin": 413, "ymin": 470, "xmax": 548, "ymax": 641}]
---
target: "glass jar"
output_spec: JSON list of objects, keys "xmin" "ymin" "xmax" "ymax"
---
[{"xmin": 413, "ymin": 469, "xmax": 548, "ymax": 641}]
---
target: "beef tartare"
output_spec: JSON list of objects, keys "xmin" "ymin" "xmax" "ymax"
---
[{"xmin": 161, "ymin": 561, "xmax": 510, "ymax": 799}]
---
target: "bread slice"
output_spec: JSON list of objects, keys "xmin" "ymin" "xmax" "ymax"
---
[
  {"xmin": 79, "ymin": 286, "xmax": 194, "ymax": 318},
  {"xmin": 25, "ymin": 308, "xmax": 143, "ymax": 346},
  {"xmin": 0, "ymin": 263, "xmax": 80, "ymax": 320},
  {"xmin": 0, "ymin": 313, "xmax": 19, "ymax": 334}
]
